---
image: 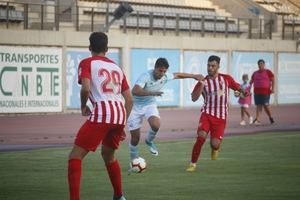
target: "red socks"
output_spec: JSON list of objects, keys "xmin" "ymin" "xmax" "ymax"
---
[
  {"xmin": 106, "ymin": 160, "xmax": 123, "ymax": 197},
  {"xmin": 68, "ymin": 159, "xmax": 122, "ymax": 199},
  {"xmin": 68, "ymin": 159, "xmax": 82, "ymax": 200},
  {"xmin": 191, "ymin": 136, "xmax": 206, "ymax": 163}
]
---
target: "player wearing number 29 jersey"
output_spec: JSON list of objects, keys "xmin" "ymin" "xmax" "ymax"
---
[
  {"xmin": 68, "ymin": 32, "xmax": 132, "ymax": 200},
  {"xmin": 78, "ymin": 56, "xmax": 129, "ymax": 125}
]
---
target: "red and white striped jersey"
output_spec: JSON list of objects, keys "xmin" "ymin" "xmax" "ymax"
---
[
  {"xmin": 195, "ymin": 73, "xmax": 240, "ymax": 120},
  {"xmin": 78, "ymin": 56, "xmax": 129, "ymax": 125}
]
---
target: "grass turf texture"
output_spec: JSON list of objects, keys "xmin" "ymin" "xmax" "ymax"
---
[{"xmin": 0, "ymin": 131, "xmax": 300, "ymax": 200}]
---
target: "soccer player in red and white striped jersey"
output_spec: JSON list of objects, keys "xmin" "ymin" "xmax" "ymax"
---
[
  {"xmin": 186, "ymin": 55, "xmax": 247, "ymax": 172},
  {"xmin": 68, "ymin": 32, "xmax": 132, "ymax": 200}
]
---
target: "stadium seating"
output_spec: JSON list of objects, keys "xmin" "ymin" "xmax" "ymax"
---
[
  {"xmin": 0, "ymin": 3, "xmax": 23, "ymax": 23},
  {"xmin": 0, "ymin": 0, "xmax": 298, "ymax": 39},
  {"xmin": 78, "ymin": 0, "xmax": 242, "ymax": 34}
]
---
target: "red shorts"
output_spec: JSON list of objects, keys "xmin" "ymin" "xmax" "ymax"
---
[
  {"xmin": 197, "ymin": 113, "xmax": 226, "ymax": 140},
  {"xmin": 74, "ymin": 120, "xmax": 125, "ymax": 152}
]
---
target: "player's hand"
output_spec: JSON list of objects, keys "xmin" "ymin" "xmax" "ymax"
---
[
  {"xmin": 234, "ymin": 90, "xmax": 241, "ymax": 97},
  {"xmin": 193, "ymin": 74, "xmax": 204, "ymax": 81},
  {"xmin": 120, "ymin": 131, "xmax": 126, "ymax": 141},
  {"xmin": 271, "ymin": 88, "xmax": 274, "ymax": 94},
  {"xmin": 81, "ymin": 105, "xmax": 91, "ymax": 116},
  {"xmin": 152, "ymin": 91, "xmax": 163, "ymax": 96}
]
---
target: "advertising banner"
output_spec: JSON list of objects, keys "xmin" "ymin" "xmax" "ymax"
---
[
  {"xmin": 278, "ymin": 53, "xmax": 300, "ymax": 104},
  {"xmin": 66, "ymin": 48, "xmax": 120, "ymax": 109},
  {"xmin": 131, "ymin": 49, "xmax": 180, "ymax": 107},
  {"xmin": 0, "ymin": 46, "xmax": 62, "ymax": 113}
]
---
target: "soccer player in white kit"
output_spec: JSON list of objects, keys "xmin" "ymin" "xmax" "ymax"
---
[{"xmin": 128, "ymin": 58, "xmax": 203, "ymax": 161}]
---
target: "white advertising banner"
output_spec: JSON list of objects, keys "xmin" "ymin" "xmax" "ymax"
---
[
  {"xmin": 0, "ymin": 46, "xmax": 62, "ymax": 113},
  {"xmin": 278, "ymin": 53, "xmax": 300, "ymax": 104}
]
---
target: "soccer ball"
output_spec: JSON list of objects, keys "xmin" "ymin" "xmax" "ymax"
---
[{"xmin": 130, "ymin": 157, "xmax": 147, "ymax": 173}]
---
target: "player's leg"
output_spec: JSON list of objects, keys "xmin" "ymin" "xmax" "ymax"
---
[
  {"xmin": 127, "ymin": 106, "xmax": 144, "ymax": 160},
  {"xmin": 102, "ymin": 146, "xmax": 124, "ymax": 200},
  {"xmin": 145, "ymin": 116, "xmax": 160, "ymax": 156},
  {"xmin": 145, "ymin": 105, "xmax": 160, "ymax": 156},
  {"xmin": 68, "ymin": 121, "xmax": 104, "ymax": 200},
  {"xmin": 186, "ymin": 130, "xmax": 208, "ymax": 172},
  {"xmin": 186, "ymin": 113, "xmax": 209, "ymax": 172},
  {"xmin": 210, "ymin": 116, "xmax": 226, "ymax": 160},
  {"xmin": 210, "ymin": 138, "xmax": 221, "ymax": 160},
  {"xmin": 102, "ymin": 125, "xmax": 126, "ymax": 200},
  {"xmin": 129, "ymin": 128, "xmax": 141, "ymax": 160},
  {"xmin": 68, "ymin": 145, "xmax": 89, "ymax": 200}
]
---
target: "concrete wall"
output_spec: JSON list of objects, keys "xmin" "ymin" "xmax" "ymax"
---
[
  {"xmin": 0, "ymin": 29, "xmax": 296, "ymax": 79},
  {"xmin": 0, "ymin": 29, "xmax": 299, "ymax": 113}
]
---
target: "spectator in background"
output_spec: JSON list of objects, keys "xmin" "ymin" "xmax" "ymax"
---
[
  {"xmin": 235, "ymin": 74, "xmax": 253, "ymax": 126},
  {"xmin": 250, "ymin": 59, "xmax": 275, "ymax": 125}
]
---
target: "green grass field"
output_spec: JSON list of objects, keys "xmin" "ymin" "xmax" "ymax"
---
[{"xmin": 1, "ymin": 131, "xmax": 300, "ymax": 200}]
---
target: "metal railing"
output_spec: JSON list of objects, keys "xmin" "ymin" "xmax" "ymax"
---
[{"xmin": 0, "ymin": 1, "xmax": 299, "ymax": 40}]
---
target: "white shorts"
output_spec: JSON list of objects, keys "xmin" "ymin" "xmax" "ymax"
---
[
  {"xmin": 240, "ymin": 104, "xmax": 250, "ymax": 108},
  {"xmin": 127, "ymin": 104, "xmax": 160, "ymax": 131}
]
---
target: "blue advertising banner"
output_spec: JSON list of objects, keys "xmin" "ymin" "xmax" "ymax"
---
[
  {"xmin": 131, "ymin": 49, "xmax": 180, "ymax": 107},
  {"xmin": 231, "ymin": 52, "xmax": 274, "ymax": 105},
  {"xmin": 66, "ymin": 48, "xmax": 120, "ymax": 109},
  {"xmin": 278, "ymin": 53, "xmax": 300, "ymax": 104},
  {"xmin": 182, "ymin": 51, "xmax": 228, "ymax": 107}
]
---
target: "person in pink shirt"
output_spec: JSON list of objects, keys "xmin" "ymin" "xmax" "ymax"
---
[
  {"xmin": 250, "ymin": 59, "xmax": 275, "ymax": 125},
  {"xmin": 236, "ymin": 74, "xmax": 253, "ymax": 126}
]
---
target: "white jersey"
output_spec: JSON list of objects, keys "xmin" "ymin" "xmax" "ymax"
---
[
  {"xmin": 78, "ymin": 56, "xmax": 129, "ymax": 125},
  {"xmin": 133, "ymin": 69, "xmax": 174, "ymax": 106}
]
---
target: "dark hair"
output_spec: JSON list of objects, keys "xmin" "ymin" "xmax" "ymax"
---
[
  {"xmin": 257, "ymin": 59, "xmax": 265, "ymax": 64},
  {"xmin": 208, "ymin": 55, "xmax": 220, "ymax": 64},
  {"xmin": 154, "ymin": 58, "xmax": 169, "ymax": 69},
  {"xmin": 89, "ymin": 32, "xmax": 108, "ymax": 53},
  {"xmin": 242, "ymin": 74, "xmax": 248, "ymax": 79}
]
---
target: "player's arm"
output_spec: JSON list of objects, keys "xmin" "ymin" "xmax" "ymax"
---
[
  {"xmin": 227, "ymin": 75, "xmax": 248, "ymax": 96},
  {"xmin": 122, "ymin": 89, "xmax": 133, "ymax": 120},
  {"xmin": 80, "ymin": 78, "xmax": 91, "ymax": 116},
  {"xmin": 191, "ymin": 81, "xmax": 204, "ymax": 102},
  {"xmin": 173, "ymin": 73, "xmax": 204, "ymax": 81},
  {"xmin": 132, "ymin": 85, "xmax": 163, "ymax": 96}
]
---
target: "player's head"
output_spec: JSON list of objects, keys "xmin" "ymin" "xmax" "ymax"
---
[
  {"xmin": 207, "ymin": 55, "xmax": 220, "ymax": 77},
  {"xmin": 89, "ymin": 32, "xmax": 108, "ymax": 54},
  {"xmin": 153, "ymin": 58, "xmax": 169, "ymax": 80},
  {"xmin": 242, "ymin": 74, "xmax": 249, "ymax": 82},
  {"xmin": 257, "ymin": 59, "xmax": 265, "ymax": 70}
]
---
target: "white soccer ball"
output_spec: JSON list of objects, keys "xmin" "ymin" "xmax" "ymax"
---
[{"xmin": 130, "ymin": 157, "xmax": 147, "ymax": 173}]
